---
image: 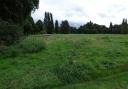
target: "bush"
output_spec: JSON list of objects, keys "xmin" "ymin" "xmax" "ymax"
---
[
  {"xmin": 100, "ymin": 60, "xmax": 117, "ymax": 69},
  {"xmin": 54, "ymin": 61, "xmax": 96, "ymax": 84},
  {"xmin": 0, "ymin": 36, "xmax": 46, "ymax": 58},
  {"xmin": 18, "ymin": 36, "xmax": 46, "ymax": 53},
  {"xmin": 23, "ymin": 20, "xmax": 34, "ymax": 35},
  {"xmin": 0, "ymin": 46, "xmax": 19, "ymax": 58},
  {"xmin": 0, "ymin": 21, "xmax": 23, "ymax": 45}
]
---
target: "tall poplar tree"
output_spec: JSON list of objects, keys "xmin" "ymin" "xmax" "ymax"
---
[
  {"xmin": 44, "ymin": 12, "xmax": 54, "ymax": 34},
  {"xmin": 121, "ymin": 19, "xmax": 128, "ymax": 34},
  {"xmin": 55, "ymin": 20, "xmax": 59, "ymax": 33}
]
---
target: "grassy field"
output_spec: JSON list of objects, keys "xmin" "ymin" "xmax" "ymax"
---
[{"xmin": 0, "ymin": 34, "xmax": 128, "ymax": 89}]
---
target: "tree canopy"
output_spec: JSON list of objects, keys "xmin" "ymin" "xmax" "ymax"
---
[
  {"xmin": 60, "ymin": 20, "xmax": 70, "ymax": 34},
  {"xmin": 44, "ymin": 12, "xmax": 54, "ymax": 34},
  {"xmin": 0, "ymin": 0, "xmax": 39, "ymax": 23}
]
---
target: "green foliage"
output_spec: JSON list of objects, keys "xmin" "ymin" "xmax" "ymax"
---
[
  {"xmin": 121, "ymin": 19, "xmax": 128, "ymax": 34},
  {"xmin": 18, "ymin": 36, "xmax": 46, "ymax": 53},
  {"xmin": 0, "ymin": 0, "xmax": 39, "ymax": 23},
  {"xmin": 1, "ymin": 35, "xmax": 128, "ymax": 89},
  {"xmin": 55, "ymin": 72, "xmax": 128, "ymax": 89},
  {"xmin": 24, "ymin": 19, "xmax": 33, "ymax": 35},
  {"xmin": 0, "ymin": 21, "xmax": 23, "ymax": 45},
  {"xmin": 19, "ymin": 68, "xmax": 58, "ymax": 89},
  {"xmin": 60, "ymin": 20, "xmax": 70, "ymax": 34},
  {"xmin": 23, "ymin": 16, "xmax": 36, "ymax": 35},
  {"xmin": 36, "ymin": 20, "xmax": 44, "ymax": 33},
  {"xmin": 54, "ymin": 61, "xmax": 96, "ymax": 84},
  {"xmin": 78, "ymin": 21, "xmax": 108, "ymax": 34},
  {"xmin": 0, "ymin": 0, "xmax": 39, "ymax": 45},
  {"xmin": 55, "ymin": 20, "xmax": 59, "ymax": 33},
  {"xmin": 24, "ymin": 16, "xmax": 43, "ymax": 35},
  {"xmin": 44, "ymin": 12, "xmax": 54, "ymax": 34},
  {"xmin": 100, "ymin": 60, "xmax": 117, "ymax": 69},
  {"xmin": 0, "ymin": 36, "xmax": 46, "ymax": 58},
  {"xmin": 0, "ymin": 46, "xmax": 19, "ymax": 58}
]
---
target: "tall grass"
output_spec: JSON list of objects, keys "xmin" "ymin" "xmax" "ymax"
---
[
  {"xmin": 0, "ymin": 45, "xmax": 19, "ymax": 58},
  {"xmin": 0, "ymin": 36, "xmax": 46, "ymax": 58},
  {"xmin": 54, "ymin": 61, "xmax": 97, "ymax": 84},
  {"xmin": 18, "ymin": 36, "xmax": 46, "ymax": 53}
]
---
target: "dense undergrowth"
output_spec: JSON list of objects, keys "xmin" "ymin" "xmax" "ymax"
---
[{"xmin": 0, "ymin": 36, "xmax": 46, "ymax": 58}]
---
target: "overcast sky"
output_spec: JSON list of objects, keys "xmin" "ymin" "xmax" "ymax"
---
[{"xmin": 32, "ymin": 0, "xmax": 128, "ymax": 27}]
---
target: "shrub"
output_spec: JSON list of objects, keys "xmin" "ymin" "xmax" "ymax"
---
[
  {"xmin": 0, "ymin": 21, "xmax": 23, "ymax": 45},
  {"xmin": 0, "ymin": 46, "xmax": 19, "ymax": 58},
  {"xmin": 54, "ymin": 61, "xmax": 96, "ymax": 84},
  {"xmin": 0, "ymin": 36, "xmax": 46, "ymax": 58},
  {"xmin": 100, "ymin": 60, "xmax": 117, "ymax": 69},
  {"xmin": 23, "ymin": 20, "xmax": 34, "ymax": 35},
  {"xmin": 18, "ymin": 36, "xmax": 46, "ymax": 53}
]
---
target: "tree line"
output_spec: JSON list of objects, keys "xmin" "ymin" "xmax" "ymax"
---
[
  {"xmin": 23, "ymin": 12, "xmax": 71, "ymax": 34},
  {"xmin": 29, "ymin": 13, "xmax": 128, "ymax": 34},
  {"xmin": 1, "ymin": 0, "xmax": 128, "ymax": 45},
  {"xmin": 77, "ymin": 19, "xmax": 128, "ymax": 34}
]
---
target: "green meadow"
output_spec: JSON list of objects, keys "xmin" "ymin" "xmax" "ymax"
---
[{"xmin": 0, "ymin": 34, "xmax": 128, "ymax": 89}]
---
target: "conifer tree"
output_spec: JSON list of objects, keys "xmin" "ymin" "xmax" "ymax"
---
[
  {"xmin": 121, "ymin": 18, "xmax": 128, "ymax": 34},
  {"xmin": 55, "ymin": 20, "xmax": 59, "ymax": 33},
  {"xmin": 44, "ymin": 12, "xmax": 54, "ymax": 34},
  {"xmin": 109, "ymin": 22, "xmax": 113, "ymax": 33}
]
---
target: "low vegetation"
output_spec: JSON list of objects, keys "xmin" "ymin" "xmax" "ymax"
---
[
  {"xmin": 54, "ymin": 61, "xmax": 96, "ymax": 84},
  {"xmin": 18, "ymin": 36, "xmax": 46, "ymax": 53},
  {"xmin": 0, "ymin": 34, "xmax": 128, "ymax": 89},
  {"xmin": 0, "ymin": 45, "xmax": 19, "ymax": 58},
  {"xmin": 0, "ymin": 35, "xmax": 46, "ymax": 58},
  {"xmin": 1, "ymin": 0, "xmax": 128, "ymax": 89},
  {"xmin": 0, "ymin": 21, "xmax": 23, "ymax": 45}
]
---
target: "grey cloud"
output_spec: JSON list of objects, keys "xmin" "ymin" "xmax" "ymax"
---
[
  {"xmin": 42, "ymin": 0, "xmax": 61, "ymax": 5},
  {"xmin": 32, "ymin": 0, "xmax": 128, "ymax": 27},
  {"xmin": 98, "ymin": 13, "xmax": 115, "ymax": 18},
  {"xmin": 64, "ymin": 6, "xmax": 87, "ymax": 17},
  {"xmin": 98, "ymin": 13, "xmax": 108, "ymax": 18},
  {"xmin": 107, "ymin": 4, "xmax": 126, "ymax": 13}
]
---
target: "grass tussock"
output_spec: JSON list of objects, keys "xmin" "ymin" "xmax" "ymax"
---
[
  {"xmin": 18, "ymin": 36, "xmax": 46, "ymax": 53},
  {"xmin": 0, "ymin": 36, "xmax": 46, "ymax": 58}
]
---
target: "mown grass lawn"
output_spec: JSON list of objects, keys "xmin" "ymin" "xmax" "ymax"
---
[{"xmin": 0, "ymin": 34, "xmax": 128, "ymax": 89}]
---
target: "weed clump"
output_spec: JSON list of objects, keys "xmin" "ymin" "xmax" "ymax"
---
[
  {"xmin": 54, "ymin": 61, "xmax": 96, "ymax": 84},
  {"xmin": 0, "ymin": 36, "xmax": 46, "ymax": 58},
  {"xmin": 18, "ymin": 36, "xmax": 46, "ymax": 53},
  {"xmin": 0, "ymin": 46, "xmax": 19, "ymax": 58}
]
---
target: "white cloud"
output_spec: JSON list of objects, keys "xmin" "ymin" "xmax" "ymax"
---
[{"xmin": 32, "ymin": 0, "xmax": 128, "ymax": 27}]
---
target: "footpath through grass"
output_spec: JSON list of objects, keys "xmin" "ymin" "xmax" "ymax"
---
[{"xmin": 0, "ymin": 34, "xmax": 128, "ymax": 89}]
